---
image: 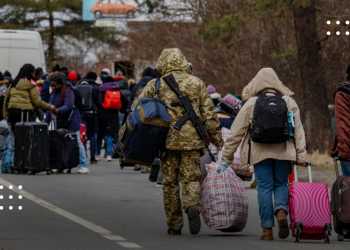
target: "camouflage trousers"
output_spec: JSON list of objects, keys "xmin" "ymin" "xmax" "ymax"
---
[{"xmin": 161, "ymin": 150, "xmax": 202, "ymax": 230}]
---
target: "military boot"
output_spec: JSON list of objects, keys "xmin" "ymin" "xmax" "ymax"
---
[{"xmin": 186, "ymin": 207, "xmax": 201, "ymax": 235}]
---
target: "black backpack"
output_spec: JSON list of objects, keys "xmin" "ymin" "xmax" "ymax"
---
[
  {"xmin": 250, "ymin": 91, "xmax": 289, "ymax": 144},
  {"xmin": 76, "ymin": 81, "xmax": 94, "ymax": 111}
]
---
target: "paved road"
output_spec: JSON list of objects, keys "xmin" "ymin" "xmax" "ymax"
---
[{"xmin": 0, "ymin": 161, "xmax": 349, "ymax": 250}]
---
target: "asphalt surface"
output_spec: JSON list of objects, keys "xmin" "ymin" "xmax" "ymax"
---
[{"xmin": 0, "ymin": 160, "xmax": 349, "ymax": 250}]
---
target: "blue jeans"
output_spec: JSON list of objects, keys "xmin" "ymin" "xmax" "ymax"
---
[
  {"xmin": 75, "ymin": 131, "xmax": 88, "ymax": 168},
  {"xmin": 254, "ymin": 159, "xmax": 291, "ymax": 228},
  {"xmin": 105, "ymin": 135, "xmax": 114, "ymax": 157},
  {"xmin": 2, "ymin": 129, "xmax": 14, "ymax": 172},
  {"xmin": 89, "ymin": 133, "xmax": 97, "ymax": 161},
  {"xmin": 340, "ymin": 160, "xmax": 350, "ymax": 176}
]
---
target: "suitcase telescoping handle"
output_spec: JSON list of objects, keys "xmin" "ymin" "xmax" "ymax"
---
[
  {"xmin": 293, "ymin": 162, "xmax": 312, "ymax": 183},
  {"xmin": 20, "ymin": 111, "xmax": 29, "ymax": 124}
]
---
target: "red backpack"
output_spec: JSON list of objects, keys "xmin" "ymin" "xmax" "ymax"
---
[{"xmin": 102, "ymin": 89, "xmax": 122, "ymax": 110}]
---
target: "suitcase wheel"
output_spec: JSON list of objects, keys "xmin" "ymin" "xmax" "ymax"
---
[
  {"xmin": 337, "ymin": 234, "xmax": 345, "ymax": 242},
  {"xmin": 295, "ymin": 223, "xmax": 303, "ymax": 243}
]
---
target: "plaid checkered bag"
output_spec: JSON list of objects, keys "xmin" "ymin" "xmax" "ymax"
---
[{"xmin": 201, "ymin": 162, "xmax": 248, "ymax": 232}]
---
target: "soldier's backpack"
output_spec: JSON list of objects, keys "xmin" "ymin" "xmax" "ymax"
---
[
  {"xmin": 250, "ymin": 91, "xmax": 289, "ymax": 144},
  {"xmin": 76, "ymin": 81, "xmax": 94, "ymax": 111},
  {"xmin": 119, "ymin": 79, "xmax": 171, "ymax": 165}
]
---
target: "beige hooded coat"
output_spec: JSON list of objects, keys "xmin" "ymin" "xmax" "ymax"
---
[{"xmin": 221, "ymin": 68, "xmax": 307, "ymax": 168}]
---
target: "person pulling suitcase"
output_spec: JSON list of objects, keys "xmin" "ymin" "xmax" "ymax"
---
[
  {"xmin": 47, "ymin": 72, "xmax": 88, "ymax": 174},
  {"xmin": 220, "ymin": 68, "xmax": 307, "ymax": 240}
]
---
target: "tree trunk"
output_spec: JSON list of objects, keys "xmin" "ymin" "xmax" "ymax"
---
[
  {"xmin": 47, "ymin": 1, "xmax": 55, "ymax": 69},
  {"xmin": 292, "ymin": 0, "xmax": 330, "ymax": 152}
]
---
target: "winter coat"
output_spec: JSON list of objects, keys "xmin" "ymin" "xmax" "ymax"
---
[
  {"xmin": 137, "ymin": 48, "xmax": 222, "ymax": 151},
  {"xmin": 5, "ymin": 79, "xmax": 51, "ymax": 117},
  {"xmin": 49, "ymin": 85, "xmax": 80, "ymax": 132},
  {"xmin": 221, "ymin": 68, "xmax": 307, "ymax": 168},
  {"xmin": 333, "ymin": 83, "xmax": 350, "ymax": 160}
]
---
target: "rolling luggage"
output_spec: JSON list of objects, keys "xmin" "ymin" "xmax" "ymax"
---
[
  {"xmin": 14, "ymin": 120, "xmax": 50, "ymax": 175},
  {"xmin": 201, "ymin": 162, "xmax": 248, "ymax": 232},
  {"xmin": 289, "ymin": 164, "xmax": 332, "ymax": 243},
  {"xmin": 331, "ymin": 158, "xmax": 350, "ymax": 241},
  {"xmin": 49, "ymin": 129, "xmax": 79, "ymax": 173}
]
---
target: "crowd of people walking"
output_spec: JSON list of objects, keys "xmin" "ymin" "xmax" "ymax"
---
[{"xmin": 0, "ymin": 47, "xmax": 350, "ymax": 242}]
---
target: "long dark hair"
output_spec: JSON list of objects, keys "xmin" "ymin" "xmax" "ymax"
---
[{"xmin": 14, "ymin": 64, "xmax": 36, "ymax": 86}]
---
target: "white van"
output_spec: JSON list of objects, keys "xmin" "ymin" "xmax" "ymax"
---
[{"xmin": 0, "ymin": 29, "xmax": 46, "ymax": 76}]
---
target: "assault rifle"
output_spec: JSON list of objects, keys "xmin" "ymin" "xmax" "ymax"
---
[{"xmin": 163, "ymin": 74, "xmax": 213, "ymax": 152}]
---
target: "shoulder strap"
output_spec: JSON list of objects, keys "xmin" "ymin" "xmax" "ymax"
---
[
  {"xmin": 162, "ymin": 74, "xmax": 182, "ymax": 98},
  {"xmin": 155, "ymin": 78, "xmax": 161, "ymax": 97}
]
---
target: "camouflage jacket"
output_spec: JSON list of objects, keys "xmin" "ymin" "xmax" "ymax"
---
[{"xmin": 137, "ymin": 48, "xmax": 222, "ymax": 151}]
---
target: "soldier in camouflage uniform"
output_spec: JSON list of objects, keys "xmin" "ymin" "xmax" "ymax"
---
[{"xmin": 137, "ymin": 48, "xmax": 222, "ymax": 235}]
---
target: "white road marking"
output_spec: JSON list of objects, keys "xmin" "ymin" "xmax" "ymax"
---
[
  {"xmin": 0, "ymin": 177, "xmax": 142, "ymax": 249},
  {"xmin": 104, "ymin": 235, "xmax": 126, "ymax": 241},
  {"xmin": 117, "ymin": 242, "xmax": 142, "ymax": 249}
]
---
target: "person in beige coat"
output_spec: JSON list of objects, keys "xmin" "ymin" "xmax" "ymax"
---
[{"xmin": 221, "ymin": 68, "xmax": 307, "ymax": 241}]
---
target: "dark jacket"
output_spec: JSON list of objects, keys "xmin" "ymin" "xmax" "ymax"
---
[
  {"xmin": 132, "ymin": 76, "xmax": 154, "ymax": 102},
  {"xmin": 78, "ymin": 78, "xmax": 100, "ymax": 113},
  {"xmin": 98, "ymin": 81, "xmax": 120, "ymax": 137},
  {"xmin": 333, "ymin": 83, "xmax": 350, "ymax": 160},
  {"xmin": 49, "ymin": 84, "xmax": 80, "ymax": 132}
]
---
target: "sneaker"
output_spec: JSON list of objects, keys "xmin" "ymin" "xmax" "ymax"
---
[
  {"xmin": 107, "ymin": 156, "xmax": 112, "ymax": 162},
  {"xmin": 78, "ymin": 168, "xmax": 90, "ymax": 174},
  {"xmin": 276, "ymin": 209, "xmax": 289, "ymax": 239},
  {"xmin": 96, "ymin": 154, "xmax": 104, "ymax": 160},
  {"xmin": 186, "ymin": 207, "xmax": 201, "ymax": 235}
]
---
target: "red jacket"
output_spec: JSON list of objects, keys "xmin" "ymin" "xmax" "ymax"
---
[{"xmin": 334, "ymin": 84, "xmax": 350, "ymax": 160}]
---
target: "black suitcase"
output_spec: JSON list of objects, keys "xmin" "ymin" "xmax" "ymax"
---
[
  {"xmin": 331, "ymin": 159, "xmax": 350, "ymax": 241},
  {"xmin": 49, "ymin": 129, "xmax": 79, "ymax": 173},
  {"xmin": 14, "ymin": 122, "xmax": 50, "ymax": 175}
]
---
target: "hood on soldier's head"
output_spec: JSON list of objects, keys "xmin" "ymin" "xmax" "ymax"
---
[
  {"xmin": 241, "ymin": 68, "xmax": 294, "ymax": 101},
  {"xmin": 156, "ymin": 48, "xmax": 189, "ymax": 76}
]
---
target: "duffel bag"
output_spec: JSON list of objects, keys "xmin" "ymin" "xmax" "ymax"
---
[{"xmin": 201, "ymin": 162, "xmax": 248, "ymax": 232}]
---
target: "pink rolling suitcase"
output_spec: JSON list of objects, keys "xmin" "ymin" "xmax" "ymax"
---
[{"xmin": 289, "ymin": 164, "xmax": 332, "ymax": 243}]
